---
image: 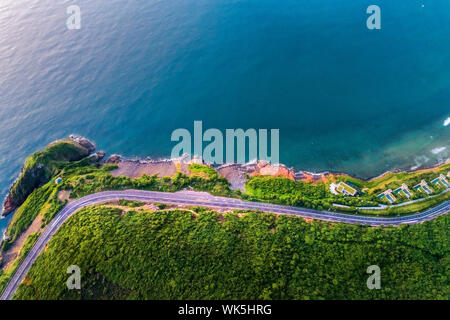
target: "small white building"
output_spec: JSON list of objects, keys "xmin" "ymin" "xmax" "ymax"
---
[{"xmin": 334, "ymin": 182, "xmax": 357, "ymax": 196}]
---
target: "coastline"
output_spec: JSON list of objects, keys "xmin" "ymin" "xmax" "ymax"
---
[
  {"xmin": 366, "ymin": 158, "xmax": 450, "ymax": 182},
  {"xmin": 1, "ymin": 137, "xmax": 449, "ymax": 298},
  {"xmin": 103, "ymin": 151, "xmax": 450, "ymax": 184},
  {"xmin": 2, "ymin": 135, "xmax": 449, "ymax": 217}
]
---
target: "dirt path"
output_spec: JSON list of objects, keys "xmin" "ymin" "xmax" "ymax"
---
[{"xmin": 2, "ymin": 215, "xmax": 43, "ymax": 271}]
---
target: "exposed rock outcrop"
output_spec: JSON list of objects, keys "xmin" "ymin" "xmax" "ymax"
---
[
  {"xmin": 96, "ymin": 151, "xmax": 106, "ymax": 161},
  {"xmin": 105, "ymin": 154, "xmax": 121, "ymax": 164},
  {"xmin": 69, "ymin": 135, "xmax": 96, "ymax": 153},
  {"xmin": 2, "ymin": 195, "xmax": 16, "ymax": 216},
  {"xmin": 217, "ymin": 161, "xmax": 296, "ymax": 191},
  {"xmin": 294, "ymin": 171, "xmax": 333, "ymax": 183},
  {"xmin": 87, "ymin": 151, "xmax": 106, "ymax": 162},
  {"xmin": 1, "ymin": 137, "xmax": 93, "ymax": 216},
  {"xmin": 251, "ymin": 161, "xmax": 295, "ymax": 180}
]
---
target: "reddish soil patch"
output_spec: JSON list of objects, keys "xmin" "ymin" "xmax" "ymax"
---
[{"xmin": 302, "ymin": 218, "xmax": 313, "ymax": 223}]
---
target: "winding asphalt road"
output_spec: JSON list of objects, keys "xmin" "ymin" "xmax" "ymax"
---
[{"xmin": 2, "ymin": 189, "xmax": 449, "ymax": 300}]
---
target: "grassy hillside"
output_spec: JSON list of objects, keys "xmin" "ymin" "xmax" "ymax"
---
[
  {"xmin": 1, "ymin": 143, "xmax": 448, "ymax": 300},
  {"xmin": 1, "ymin": 160, "xmax": 233, "ymax": 260},
  {"xmin": 4, "ymin": 140, "xmax": 89, "ymax": 213},
  {"xmin": 3, "ymin": 181, "xmax": 62, "ymax": 247},
  {"xmin": 243, "ymin": 161, "xmax": 450, "ymax": 214},
  {"xmin": 244, "ymin": 176, "xmax": 379, "ymax": 210},
  {"xmin": 13, "ymin": 206, "xmax": 449, "ymax": 300},
  {"xmin": 337, "ymin": 163, "xmax": 450, "ymax": 198}
]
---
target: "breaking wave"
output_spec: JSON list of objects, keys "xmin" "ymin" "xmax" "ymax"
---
[
  {"xmin": 444, "ymin": 117, "xmax": 450, "ymax": 126},
  {"xmin": 431, "ymin": 146, "xmax": 447, "ymax": 154}
]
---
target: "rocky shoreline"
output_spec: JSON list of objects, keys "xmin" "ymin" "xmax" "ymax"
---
[
  {"xmin": 105, "ymin": 151, "xmax": 450, "ymax": 184},
  {"xmin": 3, "ymin": 135, "xmax": 449, "ymax": 216},
  {"xmin": 105, "ymin": 151, "xmax": 450, "ymax": 192}
]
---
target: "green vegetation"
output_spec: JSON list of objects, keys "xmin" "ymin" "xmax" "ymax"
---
[
  {"xmin": 59, "ymin": 164, "xmax": 233, "ymax": 200},
  {"xmin": 4, "ymin": 142, "xmax": 449, "ymax": 253},
  {"xmin": 13, "ymin": 206, "xmax": 449, "ymax": 300},
  {"xmin": 0, "ymin": 140, "xmax": 90, "ymax": 292},
  {"xmin": 5, "ymin": 159, "xmax": 448, "ymax": 257},
  {"xmin": 0, "ymin": 232, "xmax": 40, "ymax": 292},
  {"xmin": 156, "ymin": 203, "xmax": 168, "ymax": 210},
  {"xmin": 1, "ymin": 141, "xmax": 449, "ymax": 300},
  {"xmin": 6, "ymin": 140, "xmax": 88, "ymax": 211},
  {"xmin": 3, "ymin": 182, "xmax": 62, "ymax": 248},
  {"xmin": 242, "ymin": 161, "xmax": 450, "ymax": 214},
  {"xmin": 336, "ymin": 182, "xmax": 357, "ymax": 195},
  {"xmin": 1, "ymin": 156, "xmax": 234, "ymax": 264},
  {"xmin": 118, "ymin": 200, "xmax": 145, "ymax": 208},
  {"xmin": 358, "ymin": 190, "xmax": 450, "ymax": 216},
  {"xmin": 338, "ymin": 163, "xmax": 450, "ymax": 201},
  {"xmin": 244, "ymin": 176, "xmax": 378, "ymax": 211},
  {"xmin": 2, "ymin": 157, "xmax": 233, "ymax": 256},
  {"xmin": 188, "ymin": 164, "xmax": 218, "ymax": 179},
  {"xmin": 243, "ymin": 174, "xmax": 450, "ymax": 216}
]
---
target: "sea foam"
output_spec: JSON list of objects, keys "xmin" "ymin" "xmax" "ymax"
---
[
  {"xmin": 444, "ymin": 117, "xmax": 450, "ymax": 126},
  {"xmin": 431, "ymin": 146, "xmax": 447, "ymax": 154}
]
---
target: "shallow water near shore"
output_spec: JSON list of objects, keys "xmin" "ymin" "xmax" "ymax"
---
[{"xmin": 1, "ymin": 0, "xmax": 449, "ymax": 230}]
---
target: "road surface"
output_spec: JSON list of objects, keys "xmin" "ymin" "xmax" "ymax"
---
[{"xmin": 2, "ymin": 189, "xmax": 449, "ymax": 300}]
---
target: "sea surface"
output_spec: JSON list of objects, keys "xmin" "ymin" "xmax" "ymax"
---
[{"xmin": 1, "ymin": 0, "xmax": 449, "ymax": 230}]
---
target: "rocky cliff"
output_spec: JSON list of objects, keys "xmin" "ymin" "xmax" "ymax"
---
[{"xmin": 1, "ymin": 137, "xmax": 94, "ymax": 216}]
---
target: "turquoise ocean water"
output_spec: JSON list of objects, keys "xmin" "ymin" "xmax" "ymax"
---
[{"xmin": 1, "ymin": 0, "xmax": 449, "ymax": 230}]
